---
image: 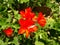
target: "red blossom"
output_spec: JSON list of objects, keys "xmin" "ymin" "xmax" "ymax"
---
[
  {"xmin": 38, "ymin": 12, "xmax": 46, "ymax": 27},
  {"xmin": 3, "ymin": 27, "xmax": 13, "ymax": 37},
  {"xmin": 18, "ymin": 7, "xmax": 38, "ymax": 38},
  {"xmin": 18, "ymin": 7, "xmax": 46, "ymax": 38}
]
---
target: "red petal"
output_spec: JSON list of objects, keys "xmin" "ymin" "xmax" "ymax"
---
[
  {"xmin": 20, "ymin": 10, "xmax": 25, "ymax": 18},
  {"xmin": 18, "ymin": 27, "xmax": 26, "ymax": 34},
  {"xmin": 18, "ymin": 18, "xmax": 26, "ymax": 27},
  {"xmin": 18, "ymin": 19, "xmax": 34, "ymax": 28},
  {"xmin": 32, "ymin": 26, "xmax": 38, "ymax": 32},
  {"xmin": 29, "ymin": 26, "xmax": 38, "ymax": 32},
  {"xmin": 25, "ymin": 7, "xmax": 32, "ymax": 13},
  {"xmin": 38, "ymin": 12, "xmax": 44, "ymax": 19},
  {"xmin": 38, "ymin": 18, "xmax": 46, "ymax": 27},
  {"xmin": 26, "ymin": 30, "xmax": 30, "ymax": 38},
  {"xmin": 32, "ymin": 16, "xmax": 37, "ymax": 22},
  {"xmin": 30, "ymin": 12, "xmax": 35, "ymax": 18},
  {"xmin": 20, "ymin": 7, "xmax": 35, "ymax": 19}
]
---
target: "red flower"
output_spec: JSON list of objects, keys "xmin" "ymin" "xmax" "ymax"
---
[
  {"xmin": 18, "ymin": 25, "xmax": 37, "ymax": 38},
  {"xmin": 18, "ymin": 7, "xmax": 38, "ymax": 38},
  {"xmin": 37, "ymin": 12, "xmax": 46, "ymax": 27},
  {"xmin": 20, "ymin": 7, "xmax": 35, "ymax": 19},
  {"xmin": 3, "ymin": 27, "xmax": 13, "ymax": 37}
]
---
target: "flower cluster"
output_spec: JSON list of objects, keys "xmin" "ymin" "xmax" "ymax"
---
[
  {"xmin": 18, "ymin": 7, "xmax": 46, "ymax": 38},
  {"xmin": 3, "ymin": 7, "xmax": 46, "ymax": 38}
]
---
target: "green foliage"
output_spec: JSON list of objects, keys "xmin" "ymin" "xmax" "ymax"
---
[
  {"xmin": 0, "ymin": 0, "xmax": 60, "ymax": 45},
  {"xmin": 19, "ymin": 0, "xmax": 29, "ymax": 3},
  {"xmin": 35, "ymin": 41, "xmax": 44, "ymax": 45},
  {"xmin": 13, "ymin": 37, "xmax": 19, "ymax": 45}
]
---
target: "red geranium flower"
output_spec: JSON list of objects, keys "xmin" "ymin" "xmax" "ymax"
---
[
  {"xmin": 3, "ymin": 27, "xmax": 13, "ymax": 37},
  {"xmin": 18, "ymin": 7, "xmax": 39, "ymax": 38},
  {"xmin": 20, "ymin": 7, "xmax": 35, "ymax": 19},
  {"xmin": 37, "ymin": 12, "xmax": 46, "ymax": 27}
]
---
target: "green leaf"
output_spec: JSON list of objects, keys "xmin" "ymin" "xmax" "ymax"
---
[
  {"xmin": 18, "ymin": 0, "xmax": 29, "ymax": 3},
  {"xmin": 48, "ymin": 40, "xmax": 60, "ymax": 45},
  {"xmin": 13, "ymin": 10, "xmax": 21, "ymax": 20},
  {"xmin": 0, "ymin": 39, "xmax": 7, "ymax": 45},
  {"xmin": 45, "ymin": 17, "xmax": 56, "ymax": 29},
  {"xmin": 13, "ymin": 37, "xmax": 19, "ymax": 45},
  {"xmin": 8, "ymin": 0, "xmax": 14, "ymax": 4},
  {"xmin": 39, "ymin": 30, "xmax": 48, "ymax": 41},
  {"xmin": 11, "ymin": 24, "xmax": 20, "ymax": 32},
  {"xmin": 35, "ymin": 41, "xmax": 44, "ymax": 45}
]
